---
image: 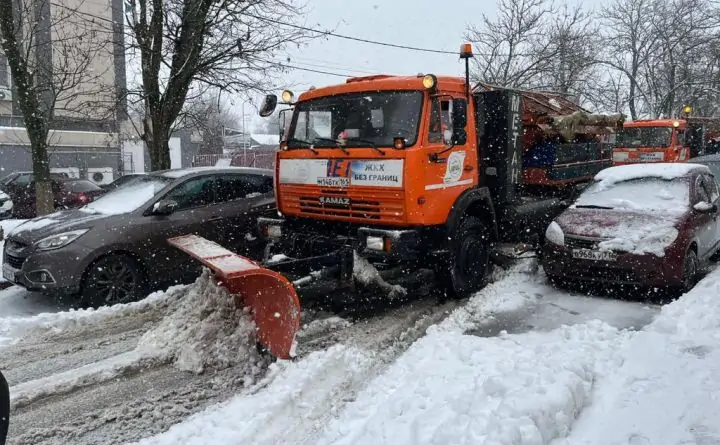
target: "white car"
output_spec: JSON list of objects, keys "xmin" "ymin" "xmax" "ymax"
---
[{"xmin": 0, "ymin": 190, "xmax": 13, "ymax": 220}]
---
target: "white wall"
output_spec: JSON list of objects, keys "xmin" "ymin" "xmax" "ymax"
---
[{"xmin": 169, "ymin": 137, "xmax": 182, "ymax": 169}]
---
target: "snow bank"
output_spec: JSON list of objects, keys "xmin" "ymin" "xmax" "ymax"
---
[
  {"xmin": 315, "ymin": 322, "xmax": 628, "ymax": 445},
  {"xmin": 131, "ymin": 345, "xmax": 376, "ymax": 445},
  {"xmin": 0, "ymin": 284, "xmax": 185, "ymax": 347},
  {"xmin": 136, "ymin": 269, "xmax": 265, "ymax": 375},
  {"xmin": 436, "ymin": 259, "xmax": 543, "ymax": 333},
  {"xmin": 556, "ymin": 268, "xmax": 720, "ymax": 445},
  {"xmin": 593, "ymin": 162, "xmax": 708, "ymax": 185}
]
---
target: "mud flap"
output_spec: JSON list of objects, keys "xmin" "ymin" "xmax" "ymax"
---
[{"xmin": 168, "ymin": 234, "xmax": 301, "ymax": 360}]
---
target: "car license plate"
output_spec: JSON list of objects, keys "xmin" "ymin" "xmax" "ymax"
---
[
  {"xmin": 572, "ymin": 248, "xmax": 617, "ymax": 262},
  {"xmin": 2, "ymin": 263, "xmax": 16, "ymax": 282}
]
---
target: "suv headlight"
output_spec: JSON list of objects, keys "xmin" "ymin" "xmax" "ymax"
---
[
  {"xmin": 545, "ymin": 221, "xmax": 565, "ymax": 246},
  {"xmin": 35, "ymin": 229, "xmax": 89, "ymax": 251}
]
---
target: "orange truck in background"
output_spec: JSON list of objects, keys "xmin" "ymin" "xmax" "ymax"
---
[{"xmin": 612, "ymin": 115, "xmax": 720, "ymax": 165}]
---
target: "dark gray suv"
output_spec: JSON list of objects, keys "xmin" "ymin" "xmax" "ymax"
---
[{"xmin": 1, "ymin": 167, "xmax": 276, "ymax": 307}]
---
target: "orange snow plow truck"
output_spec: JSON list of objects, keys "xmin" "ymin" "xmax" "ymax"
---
[
  {"xmin": 168, "ymin": 44, "xmax": 623, "ymax": 360},
  {"xmin": 612, "ymin": 114, "xmax": 720, "ymax": 165}
]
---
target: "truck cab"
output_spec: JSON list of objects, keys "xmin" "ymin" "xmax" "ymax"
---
[{"xmin": 613, "ymin": 117, "xmax": 720, "ymax": 165}]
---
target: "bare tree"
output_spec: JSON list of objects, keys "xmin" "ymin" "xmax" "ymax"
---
[
  {"xmin": 599, "ymin": 0, "xmax": 720, "ymax": 119},
  {"xmin": 533, "ymin": 3, "xmax": 600, "ymax": 102},
  {"xmin": 464, "ymin": 0, "xmax": 558, "ymax": 88},
  {"xmin": 0, "ymin": 0, "xmax": 118, "ymax": 215},
  {"xmin": 176, "ymin": 90, "xmax": 242, "ymax": 155},
  {"xmin": 124, "ymin": 0, "xmax": 313, "ymax": 171}
]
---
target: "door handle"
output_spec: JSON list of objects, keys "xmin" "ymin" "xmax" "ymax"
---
[{"xmin": 208, "ymin": 216, "xmax": 222, "ymax": 222}]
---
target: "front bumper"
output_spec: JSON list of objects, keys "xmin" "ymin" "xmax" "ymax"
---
[
  {"xmin": 541, "ymin": 242, "xmax": 683, "ymax": 287},
  {"xmin": 2, "ymin": 238, "xmax": 92, "ymax": 294},
  {"xmin": 257, "ymin": 217, "xmax": 427, "ymax": 262}
]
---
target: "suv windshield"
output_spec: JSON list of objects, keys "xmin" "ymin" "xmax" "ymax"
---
[
  {"xmin": 617, "ymin": 126, "xmax": 673, "ymax": 148},
  {"xmin": 81, "ymin": 175, "xmax": 173, "ymax": 215},
  {"xmin": 288, "ymin": 90, "xmax": 424, "ymax": 148},
  {"xmin": 575, "ymin": 177, "xmax": 690, "ymax": 212}
]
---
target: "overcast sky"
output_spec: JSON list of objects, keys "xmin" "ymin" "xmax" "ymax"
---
[
  {"xmin": 238, "ymin": 0, "xmax": 497, "ymax": 131},
  {"xmin": 125, "ymin": 0, "xmax": 591, "ymax": 132}
]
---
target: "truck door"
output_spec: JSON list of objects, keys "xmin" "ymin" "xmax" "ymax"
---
[{"xmin": 425, "ymin": 96, "xmax": 475, "ymax": 187}]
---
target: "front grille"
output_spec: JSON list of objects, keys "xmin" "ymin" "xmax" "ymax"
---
[
  {"xmin": 282, "ymin": 186, "xmax": 406, "ymax": 223},
  {"xmin": 565, "ymin": 235, "xmax": 603, "ymax": 250},
  {"xmin": 5, "ymin": 254, "xmax": 25, "ymax": 269},
  {"xmin": 4, "ymin": 239, "xmax": 29, "ymax": 270}
]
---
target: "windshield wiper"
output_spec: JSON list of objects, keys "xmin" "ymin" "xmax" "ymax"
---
[
  {"xmin": 311, "ymin": 137, "xmax": 350, "ymax": 154},
  {"xmin": 575, "ymin": 204, "xmax": 614, "ymax": 209},
  {"xmin": 287, "ymin": 137, "xmax": 319, "ymax": 154},
  {"xmin": 345, "ymin": 137, "xmax": 386, "ymax": 156}
]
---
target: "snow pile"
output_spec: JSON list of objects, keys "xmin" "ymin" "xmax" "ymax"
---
[
  {"xmin": 596, "ymin": 225, "xmax": 678, "ymax": 257},
  {"xmin": 130, "ymin": 260, "xmax": 545, "ymax": 445},
  {"xmin": 557, "ymin": 268, "xmax": 720, "ymax": 445},
  {"xmin": 131, "ymin": 344, "xmax": 376, "ymax": 445},
  {"xmin": 437, "ymin": 259, "xmax": 542, "ymax": 333},
  {"xmin": 0, "ymin": 284, "xmax": 185, "ymax": 347},
  {"xmin": 315, "ymin": 322, "xmax": 629, "ymax": 445},
  {"xmin": 593, "ymin": 162, "xmax": 708, "ymax": 186},
  {"xmin": 136, "ymin": 269, "xmax": 265, "ymax": 375}
]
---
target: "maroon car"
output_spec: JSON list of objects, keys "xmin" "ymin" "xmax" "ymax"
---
[
  {"xmin": 542, "ymin": 163, "xmax": 720, "ymax": 292},
  {"xmin": 2, "ymin": 173, "xmax": 105, "ymax": 218}
]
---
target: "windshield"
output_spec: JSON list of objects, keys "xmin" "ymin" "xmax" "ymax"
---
[
  {"xmin": 288, "ymin": 90, "xmax": 423, "ymax": 148},
  {"xmin": 80, "ymin": 175, "xmax": 173, "ymax": 215},
  {"xmin": 617, "ymin": 126, "xmax": 673, "ymax": 148},
  {"xmin": 575, "ymin": 177, "xmax": 690, "ymax": 212}
]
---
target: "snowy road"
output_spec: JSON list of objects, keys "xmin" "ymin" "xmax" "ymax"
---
[{"xmin": 0, "ymin": 257, "xmax": 663, "ymax": 445}]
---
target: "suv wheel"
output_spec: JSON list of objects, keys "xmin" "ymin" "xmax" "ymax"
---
[{"xmin": 81, "ymin": 254, "xmax": 147, "ymax": 307}]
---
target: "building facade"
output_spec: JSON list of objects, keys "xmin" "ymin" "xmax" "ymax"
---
[{"xmin": 0, "ymin": 0, "xmax": 128, "ymax": 186}]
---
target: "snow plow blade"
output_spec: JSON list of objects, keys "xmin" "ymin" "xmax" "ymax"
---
[{"xmin": 168, "ymin": 234, "xmax": 301, "ymax": 360}]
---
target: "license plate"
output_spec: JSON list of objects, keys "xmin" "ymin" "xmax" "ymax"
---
[
  {"xmin": 572, "ymin": 248, "xmax": 617, "ymax": 262},
  {"xmin": 2, "ymin": 263, "xmax": 16, "ymax": 282}
]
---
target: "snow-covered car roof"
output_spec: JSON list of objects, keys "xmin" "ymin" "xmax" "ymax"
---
[{"xmin": 594, "ymin": 163, "xmax": 710, "ymax": 186}]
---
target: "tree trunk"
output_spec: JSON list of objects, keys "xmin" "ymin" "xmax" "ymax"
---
[
  {"xmin": 149, "ymin": 132, "xmax": 171, "ymax": 171},
  {"xmin": 31, "ymin": 140, "xmax": 55, "ymax": 216}
]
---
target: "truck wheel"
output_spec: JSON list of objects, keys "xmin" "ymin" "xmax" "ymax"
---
[{"xmin": 436, "ymin": 216, "xmax": 491, "ymax": 301}]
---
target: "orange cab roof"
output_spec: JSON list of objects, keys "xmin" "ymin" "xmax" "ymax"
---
[
  {"xmin": 296, "ymin": 75, "xmax": 466, "ymax": 101},
  {"xmin": 625, "ymin": 119, "xmax": 686, "ymax": 128}
]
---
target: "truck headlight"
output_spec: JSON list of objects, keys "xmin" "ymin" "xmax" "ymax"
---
[
  {"xmin": 545, "ymin": 221, "xmax": 565, "ymax": 246},
  {"xmin": 35, "ymin": 229, "xmax": 89, "ymax": 251}
]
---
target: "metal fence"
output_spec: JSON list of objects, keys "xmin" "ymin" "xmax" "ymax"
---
[{"xmin": 192, "ymin": 148, "xmax": 276, "ymax": 169}]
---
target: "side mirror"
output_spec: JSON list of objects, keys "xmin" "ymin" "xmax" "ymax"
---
[
  {"xmin": 443, "ymin": 128, "xmax": 454, "ymax": 149},
  {"xmin": 152, "ymin": 199, "xmax": 178, "ymax": 215},
  {"xmin": 259, "ymin": 95, "xmax": 278, "ymax": 117},
  {"xmin": 451, "ymin": 99, "xmax": 468, "ymax": 145},
  {"xmin": 693, "ymin": 201, "xmax": 717, "ymax": 213},
  {"xmin": 279, "ymin": 109, "xmax": 288, "ymax": 140}
]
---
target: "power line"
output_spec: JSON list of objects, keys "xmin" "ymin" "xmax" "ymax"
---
[{"xmin": 246, "ymin": 13, "xmax": 457, "ymax": 55}]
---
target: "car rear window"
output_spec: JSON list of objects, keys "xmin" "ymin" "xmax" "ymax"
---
[{"xmin": 70, "ymin": 180, "xmax": 103, "ymax": 192}]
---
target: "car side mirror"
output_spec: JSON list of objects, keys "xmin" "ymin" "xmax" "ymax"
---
[
  {"xmin": 693, "ymin": 201, "xmax": 717, "ymax": 213},
  {"xmin": 152, "ymin": 199, "xmax": 178, "ymax": 216}
]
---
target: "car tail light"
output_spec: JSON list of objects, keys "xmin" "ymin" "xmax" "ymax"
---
[{"xmin": 76, "ymin": 192, "xmax": 91, "ymax": 204}]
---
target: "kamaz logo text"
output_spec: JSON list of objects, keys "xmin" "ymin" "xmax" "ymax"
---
[{"xmin": 319, "ymin": 196, "xmax": 350, "ymax": 206}]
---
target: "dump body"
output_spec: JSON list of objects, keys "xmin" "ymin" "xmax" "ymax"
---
[{"xmin": 613, "ymin": 118, "xmax": 720, "ymax": 165}]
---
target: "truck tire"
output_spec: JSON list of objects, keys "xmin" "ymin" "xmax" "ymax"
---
[
  {"xmin": 436, "ymin": 216, "xmax": 491, "ymax": 301},
  {"xmin": 0, "ymin": 369, "xmax": 8, "ymax": 445}
]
